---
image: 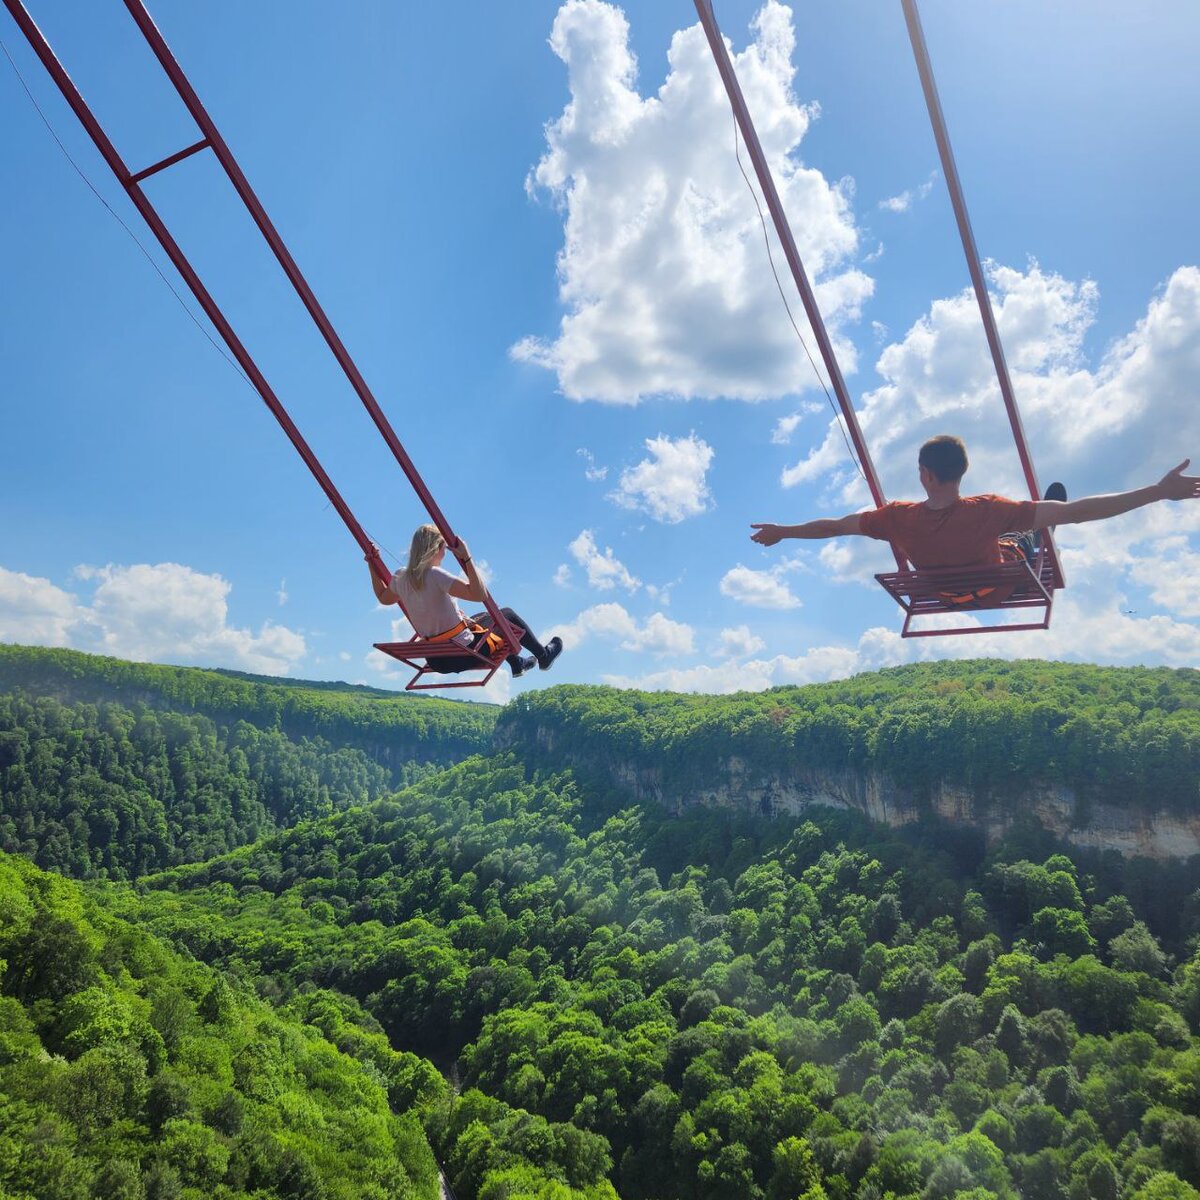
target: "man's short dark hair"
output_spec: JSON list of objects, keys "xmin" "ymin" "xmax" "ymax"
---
[{"xmin": 919, "ymin": 435, "xmax": 969, "ymax": 484}]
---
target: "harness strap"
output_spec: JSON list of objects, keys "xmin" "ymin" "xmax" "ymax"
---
[
  {"xmin": 426, "ymin": 618, "xmax": 508, "ymax": 658},
  {"xmin": 937, "ymin": 541, "xmax": 1027, "ymax": 609}
]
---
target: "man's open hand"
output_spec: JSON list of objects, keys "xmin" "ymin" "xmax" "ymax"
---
[
  {"xmin": 1158, "ymin": 460, "xmax": 1200, "ymax": 501},
  {"xmin": 750, "ymin": 523, "xmax": 784, "ymax": 547}
]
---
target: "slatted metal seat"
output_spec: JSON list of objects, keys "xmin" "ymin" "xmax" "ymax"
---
[
  {"xmin": 373, "ymin": 636, "xmax": 509, "ymax": 692},
  {"xmin": 876, "ymin": 547, "xmax": 1064, "ymax": 637}
]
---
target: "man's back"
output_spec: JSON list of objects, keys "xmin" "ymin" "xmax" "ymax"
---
[{"xmin": 858, "ymin": 494, "xmax": 1037, "ymax": 568}]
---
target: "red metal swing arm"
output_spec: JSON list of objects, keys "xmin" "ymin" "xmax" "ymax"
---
[
  {"xmin": 2, "ymin": 0, "xmax": 522, "ymax": 665},
  {"xmin": 693, "ymin": 0, "xmax": 905, "ymax": 573},
  {"xmin": 900, "ymin": 0, "xmax": 1063, "ymax": 592},
  {"xmin": 695, "ymin": 0, "xmax": 1064, "ymax": 638}
]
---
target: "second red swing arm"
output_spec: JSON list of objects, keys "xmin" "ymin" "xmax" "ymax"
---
[
  {"xmin": 3, "ymin": 0, "xmax": 522, "ymax": 660},
  {"xmin": 695, "ymin": 0, "xmax": 1064, "ymax": 597}
]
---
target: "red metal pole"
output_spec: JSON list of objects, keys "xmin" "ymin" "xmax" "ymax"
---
[
  {"xmin": 118, "ymin": 0, "xmax": 519, "ymax": 649},
  {"xmin": 3, "ymin": 0, "xmax": 521, "ymax": 654},
  {"xmin": 692, "ymin": 1, "xmax": 891, "ymax": 515},
  {"xmin": 900, "ymin": 0, "xmax": 1061, "ymax": 581},
  {"xmin": 1, "ymin": 0, "xmax": 384, "ymax": 582}
]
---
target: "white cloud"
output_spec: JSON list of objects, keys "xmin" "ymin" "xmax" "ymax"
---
[
  {"xmin": 568, "ymin": 529, "xmax": 641, "ymax": 591},
  {"xmin": 547, "ymin": 601, "xmax": 694, "ymax": 657},
  {"xmin": 577, "ymin": 448, "xmax": 608, "ymax": 481},
  {"xmin": 783, "ymin": 263, "xmax": 1200, "ymax": 508},
  {"xmin": 554, "ymin": 563, "xmax": 573, "ymax": 587},
  {"xmin": 720, "ymin": 563, "xmax": 800, "ymax": 610},
  {"xmin": 277, "ymin": 578, "xmax": 289, "ymax": 607},
  {"xmin": 717, "ymin": 624, "xmax": 766, "ymax": 657},
  {"xmin": 769, "ymin": 261, "xmax": 1200, "ymax": 658},
  {"xmin": 1128, "ymin": 537, "xmax": 1200, "ymax": 618},
  {"xmin": 75, "ymin": 562, "xmax": 307, "ymax": 674},
  {"xmin": 603, "ymin": 626, "xmax": 906, "ymax": 692},
  {"xmin": 770, "ymin": 400, "xmax": 822, "ymax": 445},
  {"xmin": 0, "ymin": 561, "xmax": 307, "ymax": 675},
  {"xmin": 514, "ymin": 0, "xmax": 871, "ymax": 402},
  {"xmin": 878, "ymin": 171, "xmax": 936, "ymax": 214},
  {"xmin": 611, "ymin": 433, "xmax": 714, "ymax": 523},
  {"xmin": 0, "ymin": 568, "xmax": 82, "ymax": 646}
]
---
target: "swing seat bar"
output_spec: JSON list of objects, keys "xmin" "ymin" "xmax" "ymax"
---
[
  {"xmin": 876, "ymin": 549, "xmax": 1063, "ymax": 638},
  {"xmin": 373, "ymin": 638, "xmax": 510, "ymax": 692}
]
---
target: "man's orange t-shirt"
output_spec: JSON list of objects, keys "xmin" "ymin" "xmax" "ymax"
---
[{"xmin": 858, "ymin": 495, "xmax": 1037, "ymax": 569}]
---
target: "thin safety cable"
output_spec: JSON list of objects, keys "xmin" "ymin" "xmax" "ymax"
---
[
  {"xmin": 1, "ymin": 34, "xmax": 253, "ymax": 393},
  {"xmin": 732, "ymin": 111, "xmax": 868, "ymax": 488}
]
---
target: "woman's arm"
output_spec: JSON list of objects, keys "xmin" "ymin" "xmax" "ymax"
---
[
  {"xmin": 368, "ymin": 555, "xmax": 395, "ymax": 606},
  {"xmin": 446, "ymin": 540, "xmax": 488, "ymax": 603},
  {"xmin": 750, "ymin": 513, "xmax": 864, "ymax": 546}
]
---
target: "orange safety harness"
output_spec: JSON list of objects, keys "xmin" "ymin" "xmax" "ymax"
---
[
  {"xmin": 938, "ymin": 540, "xmax": 1027, "ymax": 609},
  {"xmin": 424, "ymin": 618, "xmax": 508, "ymax": 658}
]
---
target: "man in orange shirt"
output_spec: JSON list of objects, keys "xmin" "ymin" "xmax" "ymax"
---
[{"xmin": 750, "ymin": 435, "xmax": 1200, "ymax": 572}]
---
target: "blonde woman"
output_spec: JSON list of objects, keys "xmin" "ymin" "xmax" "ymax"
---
[{"xmin": 370, "ymin": 524, "xmax": 562, "ymax": 677}]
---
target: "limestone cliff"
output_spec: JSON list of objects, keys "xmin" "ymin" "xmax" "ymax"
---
[{"xmin": 501, "ymin": 718, "xmax": 1200, "ymax": 861}]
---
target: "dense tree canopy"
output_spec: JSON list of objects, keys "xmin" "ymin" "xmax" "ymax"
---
[
  {"xmin": 5, "ymin": 648, "xmax": 1200, "ymax": 1199},
  {"xmin": 116, "ymin": 752, "xmax": 1200, "ymax": 1200},
  {"xmin": 0, "ymin": 851, "xmax": 440, "ymax": 1199},
  {"xmin": 499, "ymin": 660, "xmax": 1200, "ymax": 813}
]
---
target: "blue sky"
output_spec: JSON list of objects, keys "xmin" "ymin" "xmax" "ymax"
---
[{"xmin": 2, "ymin": 0, "xmax": 1199, "ymax": 700}]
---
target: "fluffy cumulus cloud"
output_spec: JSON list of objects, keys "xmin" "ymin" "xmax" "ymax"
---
[
  {"xmin": 568, "ymin": 530, "xmax": 641, "ymax": 591},
  {"xmin": 611, "ymin": 433, "xmax": 714, "ymax": 523},
  {"xmin": 547, "ymin": 602, "xmax": 694, "ymax": 657},
  {"xmin": 877, "ymin": 171, "xmax": 936, "ymax": 214},
  {"xmin": 775, "ymin": 260, "xmax": 1200, "ymax": 667},
  {"xmin": 786, "ymin": 262, "xmax": 1200, "ymax": 504},
  {"xmin": 604, "ymin": 625, "xmax": 907, "ymax": 692},
  {"xmin": 0, "ymin": 568, "xmax": 82, "ymax": 646},
  {"xmin": 0, "ymin": 561, "xmax": 306, "ymax": 675},
  {"xmin": 719, "ymin": 563, "xmax": 800, "ymax": 610},
  {"xmin": 513, "ymin": 0, "xmax": 871, "ymax": 402},
  {"xmin": 78, "ymin": 563, "xmax": 307, "ymax": 674},
  {"xmin": 717, "ymin": 624, "xmax": 766, "ymax": 657},
  {"xmin": 771, "ymin": 400, "xmax": 822, "ymax": 444}
]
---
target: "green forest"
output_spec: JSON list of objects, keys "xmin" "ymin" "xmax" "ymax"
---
[{"xmin": 3, "ymin": 645, "xmax": 1200, "ymax": 1199}]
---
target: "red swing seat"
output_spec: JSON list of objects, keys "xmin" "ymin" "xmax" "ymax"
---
[
  {"xmin": 373, "ymin": 635, "xmax": 511, "ymax": 692},
  {"xmin": 2, "ymin": 0, "xmax": 524, "ymax": 692},
  {"xmin": 875, "ymin": 543, "xmax": 1065, "ymax": 638}
]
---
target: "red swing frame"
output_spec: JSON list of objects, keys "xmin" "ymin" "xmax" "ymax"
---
[
  {"xmin": 4, "ymin": 0, "xmax": 521, "ymax": 688},
  {"xmin": 695, "ymin": 0, "xmax": 1066, "ymax": 637}
]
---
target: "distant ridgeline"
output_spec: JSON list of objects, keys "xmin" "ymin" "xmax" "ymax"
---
[
  {"xmin": 0, "ymin": 644, "xmax": 497, "ymax": 879},
  {"xmin": 498, "ymin": 661, "xmax": 1200, "ymax": 857}
]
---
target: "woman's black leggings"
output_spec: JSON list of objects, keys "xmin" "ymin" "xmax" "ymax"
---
[{"xmin": 427, "ymin": 607, "xmax": 545, "ymax": 675}]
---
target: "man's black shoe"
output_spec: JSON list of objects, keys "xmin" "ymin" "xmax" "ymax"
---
[
  {"xmin": 538, "ymin": 637, "xmax": 563, "ymax": 671},
  {"xmin": 1044, "ymin": 482, "xmax": 1067, "ymax": 502},
  {"xmin": 511, "ymin": 655, "xmax": 538, "ymax": 678}
]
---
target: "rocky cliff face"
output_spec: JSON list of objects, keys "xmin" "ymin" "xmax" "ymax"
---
[{"xmin": 508, "ymin": 722, "xmax": 1200, "ymax": 861}]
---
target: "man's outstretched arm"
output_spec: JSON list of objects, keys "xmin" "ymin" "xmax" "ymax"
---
[
  {"xmin": 1032, "ymin": 460, "xmax": 1200, "ymax": 529},
  {"xmin": 751, "ymin": 513, "xmax": 864, "ymax": 546}
]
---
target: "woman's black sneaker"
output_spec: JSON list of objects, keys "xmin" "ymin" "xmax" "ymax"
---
[
  {"xmin": 511, "ymin": 655, "xmax": 538, "ymax": 678},
  {"xmin": 1044, "ymin": 482, "xmax": 1067, "ymax": 502},
  {"xmin": 538, "ymin": 637, "xmax": 563, "ymax": 671}
]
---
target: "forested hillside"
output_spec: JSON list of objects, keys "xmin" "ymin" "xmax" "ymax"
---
[
  {"xmin": 120, "ymin": 755, "xmax": 1200, "ymax": 1200},
  {"xmin": 0, "ymin": 851, "xmax": 441, "ymax": 1199},
  {"xmin": 0, "ymin": 645, "xmax": 497, "ymax": 765},
  {"xmin": 7, "ymin": 648, "xmax": 1200, "ymax": 1199},
  {"xmin": 0, "ymin": 645, "xmax": 496, "ymax": 879},
  {"xmin": 499, "ymin": 660, "xmax": 1200, "ymax": 815}
]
